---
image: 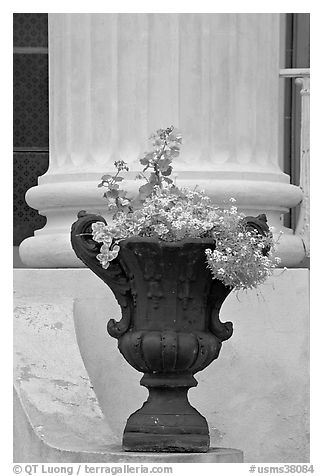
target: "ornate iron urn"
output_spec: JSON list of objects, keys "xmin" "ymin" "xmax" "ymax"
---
[{"xmin": 71, "ymin": 211, "xmax": 269, "ymax": 453}]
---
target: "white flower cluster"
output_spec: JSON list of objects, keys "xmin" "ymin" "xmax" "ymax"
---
[
  {"xmin": 110, "ymin": 186, "xmax": 222, "ymax": 241},
  {"xmin": 205, "ymin": 226, "xmax": 281, "ymax": 290},
  {"xmin": 92, "ymin": 186, "xmax": 280, "ymax": 288},
  {"xmin": 91, "ymin": 222, "xmax": 121, "ymax": 269}
]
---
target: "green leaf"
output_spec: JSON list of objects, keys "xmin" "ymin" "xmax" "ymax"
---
[
  {"xmin": 169, "ymin": 142, "xmax": 181, "ymax": 151},
  {"xmin": 109, "ymin": 184, "xmax": 119, "ymax": 190},
  {"xmin": 103, "ymin": 191, "xmax": 117, "ymax": 198},
  {"xmin": 140, "ymin": 157, "xmax": 150, "ymax": 165},
  {"xmin": 169, "ymin": 149, "xmax": 180, "ymax": 158},
  {"xmin": 139, "ymin": 152, "xmax": 156, "ymax": 165},
  {"xmin": 106, "ymin": 189, "xmax": 119, "ymax": 198},
  {"xmin": 170, "ymin": 185, "xmax": 185, "ymax": 197},
  {"xmin": 158, "ymin": 157, "xmax": 172, "ymax": 172},
  {"xmin": 168, "ymin": 129, "xmax": 182, "ymax": 143},
  {"xmin": 161, "ymin": 166, "xmax": 172, "ymax": 176},
  {"xmin": 152, "ymin": 139, "xmax": 164, "ymax": 148},
  {"xmin": 148, "ymin": 173, "xmax": 159, "ymax": 185},
  {"xmin": 101, "ymin": 174, "xmax": 112, "ymax": 181},
  {"xmin": 139, "ymin": 182, "xmax": 154, "ymax": 200},
  {"xmin": 114, "ymin": 176, "xmax": 124, "ymax": 182}
]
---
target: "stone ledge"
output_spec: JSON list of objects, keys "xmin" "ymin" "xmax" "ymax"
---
[
  {"xmin": 13, "ymin": 268, "xmax": 309, "ymax": 462},
  {"xmin": 14, "ymin": 388, "xmax": 242, "ymax": 463}
]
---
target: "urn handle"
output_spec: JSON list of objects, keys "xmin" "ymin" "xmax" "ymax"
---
[
  {"xmin": 70, "ymin": 211, "xmax": 133, "ymax": 338},
  {"xmin": 243, "ymin": 214, "xmax": 271, "ymax": 255},
  {"xmin": 207, "ymin": 280, "xmax": 233, "ymax": 342}
]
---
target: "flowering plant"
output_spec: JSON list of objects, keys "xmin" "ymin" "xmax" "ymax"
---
[{"xmin": 92, "ymin": 126, "xmax": 280, "ymax": 290}]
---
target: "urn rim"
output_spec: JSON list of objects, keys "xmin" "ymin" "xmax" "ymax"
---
[{"xmin": 119, "ymin": 235, "xmax": 216, "ymax": 248}]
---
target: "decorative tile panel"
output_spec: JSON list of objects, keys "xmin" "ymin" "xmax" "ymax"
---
[
  {"xmin": 13, "ymin": 152, "xmax": 49, "ymax": 246},
  {"xmin": 13, "ymin": 13, "xmax": 48, "ymax": 47},
  {"xmin": 13, "ymin": 54, "xmax": 49, "ymax": 149},
  {"xmin": 13, "ymin": 13, "xmax": 49, "ymax": 249}
]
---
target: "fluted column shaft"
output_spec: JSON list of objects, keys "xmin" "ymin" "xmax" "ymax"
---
[{"xmin": 19, "ymin": 13, "xmax": 304, "ymax": 267}]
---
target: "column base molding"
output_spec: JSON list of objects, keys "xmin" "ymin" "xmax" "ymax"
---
[
  {"xmin": 20, "ymin": 174, "xmax": 304, "ymax": 268},
  {"xmin": 19, "ymin": 230, "xmax": 306, "ymax": 268}
]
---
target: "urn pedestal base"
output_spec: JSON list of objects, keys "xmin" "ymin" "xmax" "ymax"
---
[
  {"xmin": 123, "ymin": 433, "xmax": 209, "ymax": 453},
  {"xmin": 123, "ymin": 378, "xmax": 209, "ymax": 453}
]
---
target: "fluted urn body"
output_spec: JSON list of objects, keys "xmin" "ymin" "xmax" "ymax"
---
[{"xmin": 71, "ymin": 212, "xmax": 235, "ymax": 452}]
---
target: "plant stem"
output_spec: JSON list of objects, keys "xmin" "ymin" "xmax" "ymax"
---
[
  {"xmin": 153, "ymin": 140, "xmax": 167, "ymax": 189},
  {"xmin": 154, "ymin": 162, "xmax": 162, "ymax": 188}
]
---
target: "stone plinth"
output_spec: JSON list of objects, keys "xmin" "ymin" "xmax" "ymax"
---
[{"xmin": 14, "ymin": 388, "xmax": 242, "ymax": 464}]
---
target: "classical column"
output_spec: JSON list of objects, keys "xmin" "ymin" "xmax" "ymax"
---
[{"xmin": 19, "ymin": 13, "xmax": 304, "ymax": 267}]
